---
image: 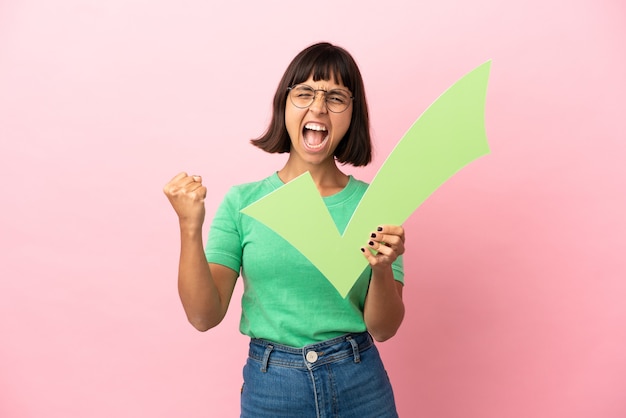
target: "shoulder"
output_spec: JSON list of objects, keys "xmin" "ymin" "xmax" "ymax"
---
[
  {"xmin": 348, "ymin": 175, "xmax": 369, "ymax": 189},
  {"xmin": 223, "ymin": 173, "xmax": 282, "ymax": 208},
  {"xmin": 346, "ymin": 175, "xmax": 369, "ymax": 197}
]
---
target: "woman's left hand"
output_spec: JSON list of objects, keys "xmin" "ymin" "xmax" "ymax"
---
[{"xmin": 361, "ymin": 224, "xmax": 405, "ymax": 270}]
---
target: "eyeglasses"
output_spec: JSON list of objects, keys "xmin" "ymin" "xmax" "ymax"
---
[{"xmin": 287, "ymin": 84, "xmax": 353, "ymax": 113}]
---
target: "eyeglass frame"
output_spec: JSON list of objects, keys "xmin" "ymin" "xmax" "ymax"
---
[{"xmin": 287, "ymin": 84, "xmax": 354, "ymax": 113}]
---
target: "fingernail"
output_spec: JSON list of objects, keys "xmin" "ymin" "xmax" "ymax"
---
[
  {"xmin": 368, "ymin": 241, "xmax": 374, "ymax": 246},
  {"xmin": 377, "ymin": 226, "xmax": 383, "ymax": 232},
  {"xmin": 360, "ymin": 247, "xmax": 365, "ymax": 252},
  {"xmin": 370, "ymin": 233, "xmax": 376, "ymax": 238}
]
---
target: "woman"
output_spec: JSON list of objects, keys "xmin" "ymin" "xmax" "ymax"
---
[{"xmin": 163, "ymin": 42, "xmax": 406, "ymax": 418}]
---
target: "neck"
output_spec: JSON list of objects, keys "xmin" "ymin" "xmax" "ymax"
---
[{"xmin": 278, "ymin": 159, "xmax": 349, "ymax": 197}]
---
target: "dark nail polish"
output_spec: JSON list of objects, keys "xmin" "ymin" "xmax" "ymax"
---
[
  {"xmin": 377, "ymin": 226, "xmax": 383, "ymax": 232},
  {"xmin": 360, "ymin": 247, "xmax": 365, "ymax": 252},
  {"xmin": 368, "ymin": 241, "xmax": 374, "ymax": 246},
  {"xmin": 370, "ymin": 233, "xmax": 376, "ymax": 238}
]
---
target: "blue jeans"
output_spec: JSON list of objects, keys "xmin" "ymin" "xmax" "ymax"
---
[{"xmin": 241, "ymin": 332, "xmax": 398, "ymax": 418}]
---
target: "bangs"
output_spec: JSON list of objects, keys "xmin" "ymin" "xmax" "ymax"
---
[{"xmin": 289, "ymin": 48, "xmax": 356, "ymax": 91}]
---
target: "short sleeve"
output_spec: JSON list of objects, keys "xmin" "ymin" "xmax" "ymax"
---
[{"xmin": 204, "ymin": 188, "xmax": 243, "ymax": 274}]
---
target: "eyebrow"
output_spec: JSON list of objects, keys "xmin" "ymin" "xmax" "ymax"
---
[{"xmin": 300, "ymin": 84, "xmax": 351, "ymax": 94}]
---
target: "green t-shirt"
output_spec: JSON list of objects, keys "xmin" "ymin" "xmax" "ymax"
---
[{"xmin": 205, "ymin": 172, "xmax": 404, "ymax": 347}]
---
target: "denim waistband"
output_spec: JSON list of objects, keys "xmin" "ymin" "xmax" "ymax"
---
[{"xmin": 248, "ymin": 332, "xmax": 374, "ymax": 372}]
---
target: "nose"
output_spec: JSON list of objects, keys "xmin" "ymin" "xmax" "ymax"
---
[{"xmin": 308, "ymin": 91, "xmax": 328, "ymax": 114}]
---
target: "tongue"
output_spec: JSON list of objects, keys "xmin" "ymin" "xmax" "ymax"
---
[{"xmin": 304, "ymin": 128, "xmax": 326, "ymax": 145}]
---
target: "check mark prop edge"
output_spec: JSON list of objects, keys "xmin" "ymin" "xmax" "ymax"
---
[{"xmin": 241, "ymin": 61, "xmax": 492, "ymax": 297}]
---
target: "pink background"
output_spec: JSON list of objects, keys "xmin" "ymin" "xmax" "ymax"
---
[{"xmin": 1, "ymin": 1, "xmax": 625, "ymax": 417}]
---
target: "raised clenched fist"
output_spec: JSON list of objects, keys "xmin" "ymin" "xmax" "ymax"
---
[{"xmin": 163, "ymin": 172, "xmax": 207, "ymax": 229}]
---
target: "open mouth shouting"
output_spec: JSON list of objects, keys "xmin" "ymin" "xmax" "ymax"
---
[{"xmin": 302, "ymin": 122, "xmax": 329, "ymax": 151}]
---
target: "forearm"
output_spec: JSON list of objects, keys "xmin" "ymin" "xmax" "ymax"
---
[
  {"xmin": 177, "ymin": 226, "xmax": 224, "ymax": 331},
  {"xmin": 363, "ymin": 266, "xmax": 405, "ymax": 342}
]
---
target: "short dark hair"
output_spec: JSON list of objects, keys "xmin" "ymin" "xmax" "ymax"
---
[{"xmin": 250, "ymin": 42, "xmax": 372, "ymax": 167}]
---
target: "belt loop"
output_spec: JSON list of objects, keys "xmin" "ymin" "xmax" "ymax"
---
[
  {"xmin": 347, "ymin": 336, "xmax": 360, "ymax": 363},
  {"xmin": 261, "ymin": 344, "xmax": 274, "ymax": 373}
]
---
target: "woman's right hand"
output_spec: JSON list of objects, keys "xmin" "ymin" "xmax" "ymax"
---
[{"xmin": 163, "ymin": 172, "xmax": 207, "ymax": 229}]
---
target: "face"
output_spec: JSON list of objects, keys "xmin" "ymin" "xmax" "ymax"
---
[{"xmin": 284, "ymin": 75, "xmax": 353, "ymax": 167}]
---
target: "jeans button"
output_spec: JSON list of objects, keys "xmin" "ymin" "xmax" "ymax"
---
[{"xmin": 306, "ymin": 350, "xmax": 318, "ymax": 363}]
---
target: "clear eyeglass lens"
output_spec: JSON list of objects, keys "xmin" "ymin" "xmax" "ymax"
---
[{"xmin": 289, "ymin": 85, "xmax": 352, "ymax": 113}]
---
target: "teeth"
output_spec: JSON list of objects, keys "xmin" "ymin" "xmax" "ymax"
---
[
  {"xmin": 303, "ymin": 122, "xmax": 329, "ymax": 150},
  {"xmin": 304, "ymin": 123, "xmax": 327, "ymax": 132}
]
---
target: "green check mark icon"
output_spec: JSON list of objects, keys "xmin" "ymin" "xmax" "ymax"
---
[{"xmin": 241, "ymin": 61, "xmax": 491, "ymax": 297}]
